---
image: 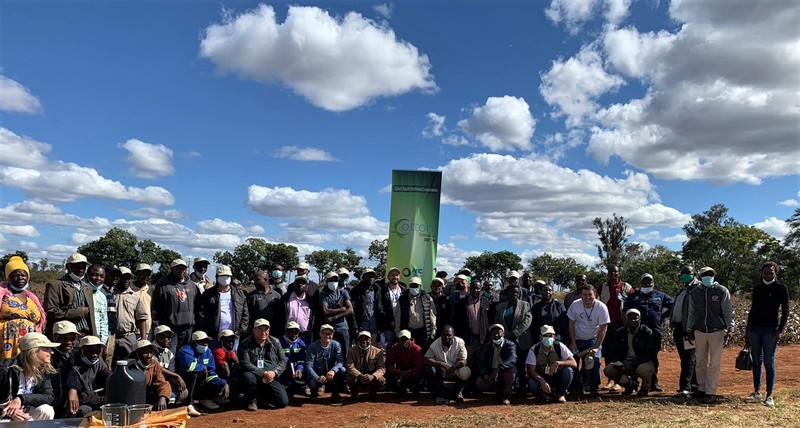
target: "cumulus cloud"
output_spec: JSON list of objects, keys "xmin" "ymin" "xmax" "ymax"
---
[
  {"xmin": 540, "ymin": 46, "xmax": 624, "ymax": 128},
  {"xmin": 0, "ymin": 75, "xmax": 42, "ymax": 114},
  {"xmin": 422, "ymin": 112, "xmax": 445, "ymax": 138},
  {"xmin": 119, "ymin": 207, "xmax": 188, "ymax": 220},
  {"xmin": 273, "ymin": 146, "xmax": 338, "ymax": 162},
  {"xmin": 196, "ymin": 218, "xmax": 249, "ymax": 235},
  {"xmin": 0, "ymin": 128, "xmax": 174, "ymax": 205},
  {"xmin": 753, "ymin": 216, "xmax": 790, "ymax": 240},
  {"xmin": 457, "ymin": 96, "xmax": 536, "ymax": 151},
  {"xmin": 585, "ymin": 0, "xmax": 800, "ymax": 184},
  {"xmin": 200, "ymin": 4, "xmax": 436, "ymax": 112},
  {"xmin": 545, "ymin": 0, "xmax": 631, "ymax": 33},
  {"xmin": 373, "ymin": 3, "xmax": 393, "ymax": 19},
  {"xmin": 0, "ymin": 225, "xmax": 39, "ymax": 237},
  {"xmin": 778, "ymin": 199, "xmax": 799, "ymax": 207},
  {"xmin": 435, "ymin": 242, "xmax": 482, "ymax": 276},
  {"xmin": 120, "ymin": 139, "xmax": 175, "ymax": 178},
  {"xmin": 441, "ymin": 135, "xmax": 472, "ymax": 147}
]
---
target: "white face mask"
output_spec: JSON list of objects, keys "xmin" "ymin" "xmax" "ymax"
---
[
  {"xmin": 492, "ymin": 338, "xmax": 504, "ymax": 346},
  {"xmin": 763, "ymin": 278, "xmax": 776, "ymax": 285},
  {"xmin": 195, "ymin": 344, "xmax": 208, "ymax": 354},
  {"xmin": 327, "ymin": 282, "xmax": 338, "ymax": 291},
  {"xmin": 69, "ymin": 272, "xmax": 84, "ymax": 283},
  {"xmin": 359, "ymin": 343, "xmax": 370, "ymax": 351},
  {"xmin": 217, "ymin": 276, "xmax": 232, "ymax": 287},
  {"xmin": 409, "ymin": 287, "xmax": 421, "ymax": 297},
  {"xmin": 640, "ymin": 286, "xmax": 653, "ymax": 294}
]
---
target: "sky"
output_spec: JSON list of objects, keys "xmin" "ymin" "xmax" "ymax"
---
[{"xmin": 0, "ymin": 0, "xmax": 798, "ymax": 277}]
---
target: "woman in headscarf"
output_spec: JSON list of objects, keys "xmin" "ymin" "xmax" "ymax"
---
[{"xmin": 0, "ymin": 256, "xmax": 47, "ymax": 359}]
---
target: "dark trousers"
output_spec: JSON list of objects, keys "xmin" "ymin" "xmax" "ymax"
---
[
  {"xmin": 240, "ymin": 372, "xmax": 289, "ymax": 408},
  {"xmin": 423, "ymin": 366, "xmax": 465, "ymax": 399},
  {"xmin": 169, "ymin": 325, "xmax": 193, "ymax": 356},
  {"xmin": 476, "ymin": 366, "xmax": 515, "ymax": 401},
  {"xmin": 602, "ymin": 322, "xmax": 623, "ymax": 366},
  {"xmin": 672, "ymin": 323, "xmax": 698, "ymax": 391},
  {"xmin": 180, "ymin": 372, "xmax": 223, "ymax": 402},
  {"xmin": 308, "ymin": 370, "xmax": 345, "ymax": 395},
  {"xmin": 515, "ymin": 346, "xmax": 530, "ymax": 392},
  {"xmin": 409, "ymin": 327, "xmax": 429, "ymax": 354},
  {"xmin": 334, "ymin": 328, "xmax": 350, "ymax": 358}
]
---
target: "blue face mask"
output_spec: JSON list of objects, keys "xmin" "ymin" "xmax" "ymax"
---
[
  {"xmin": 9, "ymin": 282, "xmax": 29, "ymax": 292},
  {"xmin": 409, "ymin": 288, "xmax": 420, "ymax": 297},
  {"xmin": 542, "ymin": 337, "xmax": 555, "ymax": 347},
  {"xmin": 271, "ymin": 270, "xmax": 283, "ymax": 279},
  {"xmin": 195, "ymin": 345, "xmax": 208, "ymax": 354},
  {"xmin": 640, "ymin": 286, "xmax": 653, "ymax": 294},
  {"xmin": 701, "ymin": 276, "xmax": 714, "ymax": 287},
  {"xmin": 483, "ymin": 291, "xmax": 493, "ymax": 298}
]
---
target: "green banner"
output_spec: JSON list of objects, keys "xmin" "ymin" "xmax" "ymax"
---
[{"xmin": 386, "ymin": 170, "xmax": 442, "ymax": 289}]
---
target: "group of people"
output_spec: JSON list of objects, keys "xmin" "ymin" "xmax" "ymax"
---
[{"xmin": 0, "ymin": 252, "xmax": 789, "ymax": 421}]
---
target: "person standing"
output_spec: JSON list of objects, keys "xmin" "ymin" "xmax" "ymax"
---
[
  {"xmin": 671, "ymin": 265, "xmax": 699, "ymax": 397},
  {"xmin": 597, "ymin": 266, "xmax": 632, "ymax": 390},
  {"xmin": 86, "ymin": 265, "xmax": 109, "ymax": 348},
  {"xmin": 0, "ymin": 256, "xmax": 46, "ymax": 359},
  {"xmin": 398, "ymin": 277, "xmax": 436, "ymax": 353},
  {"xmin": 110, "ymin": 267, "xmax": 149, "ymax": 362},
  {"xmin": 247, "ymin": 270, "xmax": 284, "ymax": 335},
  {"xmin": 196, "ymin": 265, "xmax": 249, "ymax": 341},
  {"xmin": 44, "ymin": 253, "xmax": 96, "ymax": 338},
  {"xmin": 132, "ymin": 264, "xmax": 155, "ymax": 339},
  {"xmin": 686, "ymin": 266, "xmax": 733, "ymax": 404},
  {"xmin": 745, "ymin": 261, "xmax": 789, "ymax": 408},
  {"xmin": 153, "ymin": 259, "xmax": 198, "ymax": 355},
  {"xmin": 282, "ymin": 277, "xmax": 316, "ymax": 345},
  {"xmin": 319, "ymin": 272, "xmax": 354, "ymax": 356},
  {"xmin": 189, "ymin": 258, "xmax": 213, "ymax": 293}
]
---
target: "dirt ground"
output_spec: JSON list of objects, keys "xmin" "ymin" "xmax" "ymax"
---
[{"xmin": 188, "ymin": 344, "xmax": 800, "ymax": 428}]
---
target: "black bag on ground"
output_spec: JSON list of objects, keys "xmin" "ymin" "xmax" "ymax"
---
[{"xmin": 735, "ymin": 345, "xmax": 753, "ymax": 371}]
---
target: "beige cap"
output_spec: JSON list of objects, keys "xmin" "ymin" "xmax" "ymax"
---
[
  {"xmin": 699, "ymin": 266, "xmax": 716, "ymax": 276},
  {"xmin": 254, "ymin": 319, "xmax": 271, "ymax": 328},
  {"xmin": 154, "ymin": 325, "xmax": 173, "ymax": 335},
  {"xmin": 455, "ymin": 274, "xmax": 469, "ymax": 281},
  {"xmin": 217, "ymin": 265, "xmax": 232, "ymax": 276},
  {"xmin": 325, "ymin": 271, "xmax": 339, "ymax": 281},
  {"xmin": 170, "ymin": 259, "xmax": 187, "ymax": 268},
  {"xmin": 135, "ymin": 263, "xmax": 152, "ymax": 272},
  {"xmin": 135, "ymin": 339, "xmax": 154, "ymax": 351},
  {"xmin": 431, "ymin": 277, "xmax": 445, "ymax": 286},
  {"xmin": 20, "ymin": 333, "xmax": 60, "ymax": 351},
  {"xmin": 626, "ymin": 308, "xmax": 641, "ymax": 317},
  {"xmin": 296, "ymin": 262, "xmax": 310, "ymax": 270},
  {"xmin": 285, "ymin": 321, "xmax": 300, "ymax": 331},
  {"xmin": 320, "ymin": 324, "xmax": 334, "ymax": 333},
  {"xmin": 191, "ymin": 331, "xmax": 210, "ymax": 342},
  {"xmin": 357, "ymin": 331, "xmax": 372, "ymax": 339},
  {"xmin": 387, "ymin": 266, "xmax": 401, "ymax": 275},
  {"xmin": 66, "ymin": 253, "xmax": 88, "ymax": 265},
  {"xmin": 53, "ymin": 320, "xmax": 79, "ymax": 335},
  {"xmin": 489, "ymin": 323, "xmax": 505, "ymax": 333},
  {"xmin": 361, "ymin": 268, "xmax": 376, "ymax": 279},
  {"xmin": 80, "ymin": 335, "xmax": 104, "ymax": 348},
  {"xmin": 640, "ymin": 273, "xmax": 654, "ymax": 281},
  {"xmin": 398, "ymin": 329, "xmax": 411, "ymax": 340},
  {"xmin": 193, "ymin": 257, "xmax": 209, "ymax": 265},
  {"xmin": 534, "ymin": 279, "xmax": 546, "ymax": 286},
  {"xmin": 337, "ymin": 267, "xmax": 350, "ymax": 277},
  {"xmin": 540, "ymin": 325, "xmax": 556, "ymax": 336},
  {"xmin": 409, "ymin": 276, "xmax": 422, "ymax": 286},
  {"xmin": 219, "ymin": 329, "xmax": 236, "ymax": 338},
  {"xmin": 507, "ymin": 270, "xmax": 520, "ymax": 279},
  {"xmin": 119, "ymin": 266, "xmax": 132, "ymax": 276}
]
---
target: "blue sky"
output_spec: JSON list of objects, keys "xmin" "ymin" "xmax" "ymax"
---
[{"xmin": 1, "ymin": 0, "xmax": 798, "ymax": 276}]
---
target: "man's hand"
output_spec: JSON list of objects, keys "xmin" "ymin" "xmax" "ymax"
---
[
  {"xmin": 358, "ymin": 374, "xmax": 372, "ymax": 384},
  {"xmin": 548, "ymin": 361, "xmax": 560, "ymax": 375},
  {"xmin": 326, "ymin": 370, "xmax": 335, "ymax": 381},
  {"xmin": 317, "ymin": 375, "xmax": 327, "ymax": 384},
  {"xmin": 221, "ymin": 384, "xmax": 230, "ymax": 399},
  {"xmin": 177, "ymin": 376, "xmax": 187, "ymax": 392},
  {"xmin": 686, "ymin": 332, "xmax": 695, "ymax": 345},
  {"xmin": 68, "ymin": 389, "xmax": 80, "ymax": 415},
  {"xmin": 538, "ymin": 378, "xmax": 551, "ymax": 394},
  {"xmin": 263, "ymin": 370, "xmax": 276, "ymax": 384},
  {"xmin": 157, "ymin": 397, "xmax": 168, "ymax": 411},
  {"xmin": 569, "ymin": 341, "xmax": 578, "ymax": 353},
  {"xmin": 294, "ymin": 369, "xmax": 303, "ymax": 379},
  {"xmin": 774, "ymin": 331, "xmax": 781, "ymax": 344},
  {"xmin": 489, "ymin": 369, "xmax": 499, "ymax": 384}
]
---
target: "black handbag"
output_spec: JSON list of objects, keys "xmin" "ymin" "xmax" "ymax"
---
[{"xmin": 735, "ymin": 345, "xmax": 753, "ymax": 371}]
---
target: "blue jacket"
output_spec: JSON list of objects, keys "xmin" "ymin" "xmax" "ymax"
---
[
  {"xmin": 305, "ymin": 340, "xmax": 344, "ymax": 381},
  {"xmin": 175, "ymin": 344, "xmax": 226, "ymax": 388},
  {"xmin": 625, "ymin": 290, "xmax": 674, "ymax": 335},
  {"xmin": 478, "ymin": 338, "xmax": 517, "ymax": 376},
  {"xmin": 278, "ymin": 336, "xmax": 307, "ymax": 375}
]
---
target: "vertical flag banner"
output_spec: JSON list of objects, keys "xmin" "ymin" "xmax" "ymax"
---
[{"xmin": 386, "ymin": 170, "xmax": 442, "ymax": 289}]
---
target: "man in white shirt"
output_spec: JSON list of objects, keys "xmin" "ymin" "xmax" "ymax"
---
[
  {"xmin": 526, "ymin": 325, "xmax": 577, "ymax": 403},
  {"xmin": 567, "ymin": 284, "xmax": 610, "ymax": 396},
  {"xmin": 423, "ymin": 325, "xmax": 470, "ymax": 404}
]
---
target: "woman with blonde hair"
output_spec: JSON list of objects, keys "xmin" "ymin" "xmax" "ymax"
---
[{"xmin": 0, "ymin": 332, "xmax": 60, "ymax": 421}]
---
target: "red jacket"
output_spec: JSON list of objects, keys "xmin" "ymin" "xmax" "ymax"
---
[{"xmin": 385, "ymin": 339, "xmax": 422, "ymax": 377}]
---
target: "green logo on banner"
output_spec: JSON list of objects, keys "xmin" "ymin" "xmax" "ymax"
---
[{"xmin": 392, "ymin": 218, "xmax": 436, "ymax": 240}]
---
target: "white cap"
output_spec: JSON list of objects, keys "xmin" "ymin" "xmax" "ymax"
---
[{"xmin": 66, "ymin": 253, "xmax": 88, "ymax": 266}]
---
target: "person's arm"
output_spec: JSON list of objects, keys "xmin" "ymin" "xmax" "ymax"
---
[
  {"xmin": 331, "ymin": 341, "xmax": 345, "ymax": 372},
  {"xmin": 374, "ymin": 349, "xmax": 386, "ymax": 378},
  {"xmin": 345, "ymin": 347, "xmax": 362, "ymax": 377},
  {"xmin": 272, "ymin": 339, "xmax": 287, "ymax": 377},
  {"xmin": 568, "ymin": 318, "xmax": 577, "ymax": 350},
  {"xmin": 304, "ymin": 345, "xmax": 320, "ymax": 380},
  {"xmin": 721, "ymin": 287, "xmax": 734, "ymax": 332},
  {"xmin": 513, "ymin": 302, "xmax": 533, "ymax": 339},
  {"xmin": 410, "ymin": 346, "xmax": 423, "ymax": 376},
  {"xmin": 778, "ymin": 283, "xmax": 790, "ymax": 334},
  {"xmin": 238, "ymin": 342, "xmax": 265, "ymax": 377},
  {"xmin": 238, "ymin": 292, "xmax": 250, "ymax": 338},
  {"xmin": 152, "ymin": 365, "xmax": 173, "ymax": 402},
  {"xmin": 499, "ymin": 341, "xmax": 517, "ymax": 371},
  {"xmin": 340, "ymin": 292, "xmax": 353, "ymax": 317},
  {"xmin": 18, "ymin": 374, "xmax": 55, "ymax": 408},
  {"xmin": 594, "ymin": 324, "xmax": 608, "ymax": 350},
  {"xmin": 661, "ymin": 293, "xmax": 675, "ymax": 321}
]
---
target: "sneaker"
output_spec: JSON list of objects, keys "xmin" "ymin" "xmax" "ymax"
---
[
  {"xmin": 675, "ymin": 389, "xmax": 690, "ymax": 398},
  {"xmin": 501, "ymin": 398, "xmax": 511, "ymax": 405},
  {"xmin": 746, "ymin": 391, "xmax": 763, "ymax": 402},
  {"xmin": 453, "ymin": 392, "xmax": 464, "ymax": 403},
  {"xmin": 246, "ymin": 400, "xmax": 258, "ymax": 411},
  {"xmin": 764, "ymin": 396, "xmax": 775, "ymax": 408},
  {"xmin": 557, "ymin": 395, "xmax": 567, "ymax": 404},
  {"xmin": 198, "ymin": 399, "xmax": 220, "ymax": 410},
  {"xmin": 186, "ymin": 404, "xmax": 202, "ymax": 417},
  {"xmin": 435, "ymin": 397, "xmax": 450, "ymax": 405}
]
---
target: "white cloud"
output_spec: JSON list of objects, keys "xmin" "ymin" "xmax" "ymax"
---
[
  {"xmin": 19, "ymin": 241, "xmax": 38, "ymax": 250},
  {"xmin": 0, "ymin": 225, "xmax": 39, "ymax": 237},
  {"xmin": 273, "ymin": 146, "xmax": 338, "ymax": 162},
  {"xmin": 435, "ymin": 242, "xmax": 482, "ymax": 276},
  {"xmin": 0, "ymin": 75, "xmax": 42, "ymax": 114},
  {"xmin": 373, "ymin": 3, "xmax": 393, "ymax": 19},
  {"xmin": 119, "ymin": 207, "xmax": 188, "ymax": 220},
  {"xmin": 196, "ymin": 218, "xmax": 249, "ymax": 235},
  {"xmin": 200, "ymin": 5, "xmax": 436, "ymax": 112},
  {"xmin": 441, "ymin": 135, "xmax": 472, "ymax": 147},
  {"xmin": 586, "ymin": 1, "xmax": 800, "ymax": 184},
  {"xmin": 248, "ymin": 225, "xmax": 265, "ymax": 235},
  {"xmin": 778, "ymin": 199, "xmax": 799, "ymax": 207},
  {"xmin": 635, "ymin": 231, "xmax": 661, "ymax": 241},
  {"xmin": 662, "ymin": 233, "xmax": 687, "ymax": 243},
  {"xmin": 457, "ymin": 96, "xmax": 535, "ymax": 151},
  {"xmin": 70, "ymin": 233, "xmax": 95, "ymax": 245},
  {"xmin": 120, "ymin": 139, "xmax": 175, "ymax": 178},
  {"xmin": 540, "ymin": 46, "xmax": 624, "ymax": 128},
  {"xmin": 753, "ymin": 217, "xmax": 790, "ymax": 240},
  {"xmin": 0, "ymin": 128, "xmax": 175, "ymax": 205},
  {"xmin": 422, "ymin": 112, "xmax": 445, "ymax": 138},
  {"xmin": 545, "ymin": 0, "xmax": 631, "ymax": 34},
  {"xmin": 627, "ymin": 204, "xmax": 691, "ymax": 228}
]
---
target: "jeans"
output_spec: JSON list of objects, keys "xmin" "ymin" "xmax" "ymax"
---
[
  {"xmin": 572, "ymin": 338, "xmax": 601, "ymax": 392},
  {"xmin": 334, "ymin": 328, "xmax": 350, "ymax": 357},
  {"xmin": 168, "ymin": 326, "xmax": 193, "ymax": 356},
  {"xmin": 528, "ymin": 367, "xmax": 573, "ymax": 396},
  {"xmin": 240, "ymin": 371, "xmax": 289, "ymax": 408},
  {"xmin": 749, "ymin": 325, "xmax": 779, "ymax": 395}
]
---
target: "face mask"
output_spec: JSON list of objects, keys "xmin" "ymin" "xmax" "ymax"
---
[
  {"xmin": 217, "ymin": 277, "xmax": 232, "ymax": 287},
  {"xmin": 81, "ymin": 355, "xmax": 99, "ymax": 366},
  {"xmin": 136, "ymin": 359, "xmax": 151, "ymax": 370},
  {"xmin": 69, "ymin": 272, "xmax": 84, "ymax": 283},
  {"xmin": 409, "ymin": 288, "xmax": 420, "ymax": 297},
  {"xmin": 271, "ymin": 270, "xmax": 283, "ymax": 279},
  {"xmin": 298, "ymin": 274, "xmax": 308, "ymax": 280},
  {"xmin": 542, "ymin": 337, "xmax": 555, "ymax": 347},
  {"xmin": 9, "ymin": 283, "xmax": 29, "ymax": 292},
  {"xmin": 327, "ymin": 282, "xmax": 338, "ymax": 291},
  {"xmin": 640, "ymin": 286, "xmax": 653, "ymax": 294},
  {"xmin": 701, "ymin": 276, "xmax": 714, "ymax": 287},
  {"xmin": 359, "ymin": 344, "xmax": 370, "ymax": 351},
  {"xmin": 284, "ymin": 335, "xmax": 297, "ymax": 344},
  {"xmin": 456, "ymin": 283, "xmax": 466, "ymax": 291},
  {"xmin": 680, "ymin": 274, "xmax": 694, "ymax": 283},
  {"xmin": 492, "ymin": 338, "xmax": 504, "ymax": 346},
  {"xmin": 195, "ymin": 345, "xmax": 208, "ymax": 354},
  {"xmin": 88, "ymin": 283, "xmax": 101, "ymax": 292},
  {"xmin": 483, "ymin": 291, "xmax": 493, "ymax": 298},
  {"xmin": 763, "ymin": 279, "xmax": 775, "ymax": 285}
]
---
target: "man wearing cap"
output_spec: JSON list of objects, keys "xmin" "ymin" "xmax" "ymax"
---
[
  {"xmin": 448, "ymin": 274, "xmax": 470, "ymax": 307},
  {"xmin": 453, "ymin": 280, "xmax": 493, "ymax": 389},
  {"xmin": 282, "ymin": 276, "xmax": 316, "ymax": 345},
  {"xmin": 152, "ymin": 324, "xmax": 187, "ymax": 402},
  {"xmin": 378, "ymin": 267, "xmax": 405, "ymax": 349},
  {"xmin": 430, "ymin": 277, "xmax": 451, "ymax": 334},
  {"xmin": 493, "ymin": 284, "xmax": 533, "ymax": 394},
  {"xmin": 351, "ymin": 269, "xmax": 381, "ymax": 343},
  {"xmin": 133, "ymin": 339, "xmax": 172, "ymax": 410},
  {"xmin": 65, "ymin": 335, "xmax": 112, "ymax": 417},
  {"xmin": 110, "ymin": 267, "xmax": 149, "ymax": 363},
  {"xmin": 598, "ymin": 265, "xmax": 633, "ymax": 391},
  {"xmin": 624, "ymin": 273, "xmax": 674, "ymax": 392},
  {"xmin": 153, "ymin": 259, "xmax": 199, "ymax": 355},
  {"xmin": 346, "ymin": 331, "xmax": 386, "ymax": 400},
  {"xmin": 305, "ymin": 324, "xmax": 345, "ymax": 402},
  {"xmin": 196, "ymin": 264, "xmax": 249, "ymax": 342},
  {"xmin": 278, "ymin": 321, "xmax": 308, "ymax": 397},
  {"xmin": 0, "ymin": 332, "xmax": 60, "ymax": 421},
  {"xmin": 423, "ymin": 325, "xmax": 470, "ymax": 404},
  {"xmin": 237, "ymin": 318, "xmax": 288, "ymax": 410},
  {"xmin": 175, "ymin": 330, "xmax": 229, "ymax": 414},
  {"xmin": 295, "ymin": 262, "xmax": 319, "ymax": 299},
  {"xmin": 212, "ymin": 330, "xmax": 239, "ymax": 380},
  {"xmin": 336, "ymin": 267, "xmax": 351, "ymax": 290},
  {"xmin": 190, "ymin": 257, "xmax": 213, "ymax": 293},
  {"xmin": 399, "ymin": 276, "xmax": 437, "ymax": 353},
  {"xmin": 385, "ymin": 329, "xmax": 423, "ymax": 397},
  {"xmin": 604, "ymin": 309, "xmax": 659, "ymax": 397},
  {"xmin": 435, "ymin": 271, "xmax": 449, "ymax": 294},
  {"xmin": 319, "ymin": 271, "xmax": 354, "ymax": 356},
  {"xmin": 498, "ymin": 270, "xmax": 522, "ymax": 303},
  {"xmin": 132, "ymin": 263, "xmax": 154, "ymax": 337},
  {"xmin": 44, "ymin": 252, "xmax": 96, "ymax": 338},
  {"xmin": 247, "ymin": 270, "xmax": 284, "ymax": 335},
  {"xmin": 686, "ymin": 266, "xmax": 733, "ymax": 404},
  {"xmin": 50, "ymin": 320, "xmax": 79, "ymax": 411},
  {"xmin": 269, "ymin": 264, "xmax": 288, "ymax": 296},
  {"xmin": 567, "ymin": 284, "xmax": 610, "ymax": 396},
  {"xmin": 527, "ymin": 325, "xmax": 577, "ymax": 403},
  {"xmin": 477, "ymin": 324, "xmax": 517, "ymax": 405}
]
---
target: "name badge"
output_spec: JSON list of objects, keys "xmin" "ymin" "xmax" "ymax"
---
[{"xmin": 257, "ymin": 359, "xmax": 265, "ymax": 369}]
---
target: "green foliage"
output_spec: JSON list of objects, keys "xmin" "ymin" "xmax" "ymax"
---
[
  {"xmin": 464, "ymin": 250, "xmax": 522, "ymax": 282},
  {"xmin": 214, "ymin": 238, "xmax": 299, "ymax": 285},
  {"xmin": 592, "ymin": 213, "xmax": 630, "ymax": 269},
  {"xmin": 526, "ymin": 254, "xmax": 588, "ymax": 290},
  {"xmin": 77, "ymin": 228, "xmax": 140, "ymax": 268},
  {"xmin": 622, "ymin": 245, "xmax": 683, "ymax": 296},
  {"xmin": 0, "ymin": 250, "xmax": 29, "ymax": 280},
  {"xmin": 368, "ymin": 238, "xmax": 388, "ymax": 278},
  {"xmin": 305, "ymin": 248, "xmax": 362, "ymax": 283}
]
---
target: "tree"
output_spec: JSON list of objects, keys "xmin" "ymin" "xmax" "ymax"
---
[
  {"xmin": 464, "ymin": 250, "xmax": 522, "ymax": 283},
  {"xmin": 0, "ymin": 251, "xmax": 29, "ymax": 280},
  {"xmin": 368, "ymin": 238, "xmax": 388, "ymax": 278},
  {"xmin": 78, "ymin": 228, "xmax": 140, "ymax": 268},
  {"xmin": 593, "ymin": 214, "xmax": 630, "ymax": 269},
  {"xmin": 526, "ymin": 254, "xmax": 588, "ymax": 290},
  {"xmin": 623, "ymin": 245, "xmax": 683, "ymax": 296},
  {"xmin": 214, "ymin": 238, "xmax": 299, "ymax": 284},
  {"xmin": 305, "ymin": 248, "xmax": 364, "ymax": 283},
  {"xmin": 784, "ymin": 208, "xmax": 800, "ymax": 248}
]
